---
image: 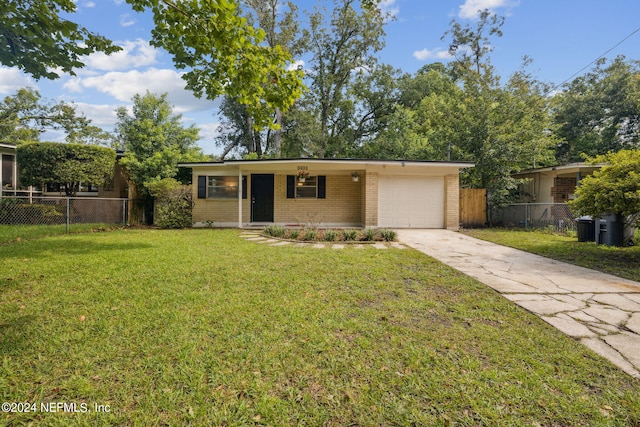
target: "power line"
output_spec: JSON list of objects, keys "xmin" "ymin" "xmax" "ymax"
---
[{"xmin": 546, "ymin": 25, "xmax": 640, "ymax": 96}]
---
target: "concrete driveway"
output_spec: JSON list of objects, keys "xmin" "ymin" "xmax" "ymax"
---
[{"xmin": 396, "ymin": 229, "xmax": 640, "ymax": 379}]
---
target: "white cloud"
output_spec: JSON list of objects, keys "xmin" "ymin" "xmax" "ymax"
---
[
  {"xmin": 287, "ymin": 60, "xmax": 305, "ymax": 71},
  {"xmin": 62, "ymin": 68, "xmax": 214, "ymax": 113},
  {"xmin": 120, "ymin": 13, "xmax": 136, "ymax": 27},
  {"xmin": 83, "ymin": 1, "xmax": 96, "ymax": 7},
  {"xmin": 0, "ymin": 67, "xmax": 36, "ymax": 94},
  {"xmin": 379, "ymin": 0, "xmax": 400, "ymax": 19},
  {"xmin": 83, "ymin": 39, "xmax": 158, "ymax": 71},
  {"xmin": 197, "ymin": 122, "xmax": 222, "ymax": 141},
  {"xmin": 74, "ymin": 103, "xmax": 120, "ymax": 127},
  {"xmin": 458, "ymin": 0, "xmax": 519, "ymax": 19},
  {"xmin": 413, "ymin": 48, "xmax": 453, "ymax": 61}
]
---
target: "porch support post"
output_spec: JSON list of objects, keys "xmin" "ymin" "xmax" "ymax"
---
[{"xmin": 238, "ymin": 168, "xmax": 243, "ymax": 228}]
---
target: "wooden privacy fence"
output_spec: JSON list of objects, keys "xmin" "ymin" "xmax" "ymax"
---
[{"xmin": 459, "ymin": 188, "xmax": 487, "ymax": 227}]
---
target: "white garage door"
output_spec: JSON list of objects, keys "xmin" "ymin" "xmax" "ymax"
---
[{"xmin": 378, "ymin": 175, "xmax": 444, "ymax": 228}]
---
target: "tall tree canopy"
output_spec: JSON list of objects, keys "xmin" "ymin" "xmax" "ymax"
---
[
  {"xmin": 214, "ymin": 0, "xmax": 304, "ymax": 158},
  {"xmin": 0, "ymin": 87, "xmax": 113, "ymax": 145},
  {"xmin": 440, "ymin": 11, "xmax": 555, "ymax": 214},
  {"xmin": 115, "ymin": 91, "xmax": 204, "ymax": 196},
  {"xmin": 553, "ymin": 56, "xmax": 640, "ymax": 163},
  {"xmin": 0, "ymin": 0, "xmax": 121, "ymax": 79},
  {"xmin": 292, "ymin": 0, "xmax": 387, "ymax": 158},
  {"xmin": 17, "ymin": 142, "xmax": 116, "ymax": 196},
  {"xmin": 126, "ymin": 0, "xmax": 305, "ymax": 130}
]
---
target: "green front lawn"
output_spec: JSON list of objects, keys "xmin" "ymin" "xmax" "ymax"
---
[
  {"xmin": 1, "ymin": 229, "xmax": 639, "ymax": 425},
  {"xmin": 0, "ymin": 223, "xmax": 122, "ymax": 244},
  {"xmin": 464, "ymin": 228, "xmax": 640, "ymax": 282}
]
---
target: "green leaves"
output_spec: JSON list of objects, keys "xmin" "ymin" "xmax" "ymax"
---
[
  {"xmin": 126, "ymin": 0, "xmax": 304, "ymax": 129},
  {"xmin": 115, "ymin": 91, "xmax": 205, "ymax": 196},
  {"xmin": 0, "ymin": 0, "xmax": 121, "ymax": 79},
  {"xmin": 569, "ymin": 150, "xmax": 640, "ymax": 218},
  {"xmin": 16, "ymin": 142, "xmax": 116, "ymax": 196},
  {"xmin": 553, "ymin": 56, "xmax": 640, "ymax": 163},
  {"xmin": 0, "ymin": 87, "xmax": 112, "ymax": 145}
]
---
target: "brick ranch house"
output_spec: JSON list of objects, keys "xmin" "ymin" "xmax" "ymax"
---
[{"xmin": 180, "ymin": 158, "xmax": 473, "ymax": 230}]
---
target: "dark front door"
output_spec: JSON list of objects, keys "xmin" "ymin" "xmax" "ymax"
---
[{"xmin": 251, "ymin": 174, "xmax": 274, "ymax": 222}]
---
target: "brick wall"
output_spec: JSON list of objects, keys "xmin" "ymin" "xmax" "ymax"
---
[
  {"xmin": 444, "ymin": 174, "xmax": 460, "ymax": 230},
  {"xmin": 551, "ymin": 177, "xmax": 576, "ymax": 203},
  {"xmin": 363, "ymin": 172, "xmax": 378, "ymax": 227},
  {"xmin": 193, "ymin": 173, "xmax": 362, "ymax": 227},
  {"xmin": 275, "ymin": 174, "xmax": 362, "ymax": 226},
  {"xmin": 192, "ymin": 196, "xmax": 250, "ymax": 226}
]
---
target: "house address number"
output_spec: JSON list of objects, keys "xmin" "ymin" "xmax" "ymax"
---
[{"xmin": 297, "ymin": 166, "xmax": 308, "ymax": 171}]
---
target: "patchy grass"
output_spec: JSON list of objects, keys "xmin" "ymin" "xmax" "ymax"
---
[
  {"xmin": 0, "ymin": 223, "xmax": 122, "ymax": 244},
  {"xmin": 464, "ymin": 228, "xmax": 640, "ymax": 282},
  {"xmin": 1, "ymin": 229, "xmax": 639, "ymax": 426}
]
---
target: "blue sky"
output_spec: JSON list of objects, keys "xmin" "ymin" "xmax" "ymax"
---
[{"xmin": 1, "ymin": 0, "xmax": 639, "ymax": 155}]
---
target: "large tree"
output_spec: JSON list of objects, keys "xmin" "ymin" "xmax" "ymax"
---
[
  {"xmin": 359, "ymin": 64, "xmax": 463, "ymax": 160},
  {"xmin": 0, "ymin": 87, "xmax": 113, "ymax": 145},
  {"xmin": 279, "ymin": 0, "xmax": 388, "ymax": 158},
  {"xmin": 126, "ymin": 0, "xmax": 304, "ymax": 130},
  {"xmin": 442, "ymin": 10, "xmax": 556, "ymax": 216},
  {"xmin": 115, "ymin": 91, "xmax": 204, "ymax": 223},
  {"xmin": 214, "ymin": 0, "xmax": 304, "ymax": 158},
  {"xmin": 115, "ymin": 91, "xmax": 204, "ymax": 194},
  {"xmin": 0, "ymin": 0, "xmax": 120, "ymax": 79},
  {"xmin": 17, "ymin": 142, "xmax": 116, "ymax": 196},
  {"xmin": 553, "ymin": 56, "xmax": 640, "ymax": 163}
]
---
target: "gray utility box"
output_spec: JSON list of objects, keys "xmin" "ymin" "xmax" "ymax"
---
[{"xmin": 595, "ymin": 214, "xmax": 624, "ymax": 246}]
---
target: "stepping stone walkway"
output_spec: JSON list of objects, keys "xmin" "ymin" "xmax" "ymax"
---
[{"xmin": 238, "ymin": 231, "xmax": 406, "ymax": 250}]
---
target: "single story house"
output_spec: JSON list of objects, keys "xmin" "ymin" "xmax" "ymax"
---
[
  {"xmin": 513, "ymin": 162, "xmax": 602, "ymax": 203},
  {"xmin": 180, "ymin": 158, "xmax": 473, "ymax": 230}
]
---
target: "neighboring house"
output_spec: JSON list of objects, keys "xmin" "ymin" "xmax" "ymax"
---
[
  {"xmin": 41, "ymin": 152, "xmax": 130, "ymax": 199},
  {"xmin": 1, "ymin": 143, "xmax": 129, "ymax": 199},
  {"xmin": 0, "ymin": 143, "xmax": 18, "ymax": 194},
  {"xmin": 513, "ymin": 163, "xmax": 602, "ymax": 203},
  {"xmin": 181, "ymin": 158, "xmax": 473, "ymax": 230}
]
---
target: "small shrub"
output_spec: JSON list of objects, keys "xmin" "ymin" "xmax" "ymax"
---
[
  {"xmin": 342, "ymin": 229, "xmax": 357, "ymax": 241},
  {"xmin": 289, "ymin": 229, "xmax": 299, "ymax": 239},
  {"xmin": 303, "ymin": 229, "xmax": 317, "ymax": 241},
  {"xmin": 324, "ymin": 230, "xmax": 338, "ymax": 242},
  {"xmin": 362, "ymin": 228, "xmax": 377, "ymax": 241},
  {"xmin": 148, "ymin": 179, "xmax": 194, "ymax": 229},
  {"xmin": 264, "ymin": 224, "xmax": 286, "ymax": 238},
  {"xmin": 380, "ymin": 229, "xmax": 396, "ymax": 242}
]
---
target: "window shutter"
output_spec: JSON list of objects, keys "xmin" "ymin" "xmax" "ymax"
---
[
  {"xmin": 318, "ymin": 175, "xmax": 326, "ymax": 199},
  {"xmin": 286, "ymin": 175, "xmax": 295, "ymax": 198},
  {"xmin": 197, "ymin": 176, "xmax": 207, "ymax": 199},
  {"xmin": 242, "ymin": 176, "xmax": 247, "ymax": 199}
]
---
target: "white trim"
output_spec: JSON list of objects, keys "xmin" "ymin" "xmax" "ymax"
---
[{"xmin": 180, "ymin": 159, "xmax": 473, "ymax": 169}]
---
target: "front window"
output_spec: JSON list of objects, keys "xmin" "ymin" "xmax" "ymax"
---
[
  {"xmin": 208, "ymin": 176, "xmax": 239, "ymax": 199},
  {"xmin": 79, "ymin": 183, "xmax": 99, "ymax": 193},
  {"xmin": 296, "ymin": 176, "xmax": 317, "ymax": 198}
]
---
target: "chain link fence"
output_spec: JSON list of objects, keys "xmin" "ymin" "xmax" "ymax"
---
[
  {"xmin": 0, "ymin": 197, "xmax": 128, "ymax": 240},
  {"xmin": 491, "ymin": 203, "xmax": 576, "ymax": 233}
]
